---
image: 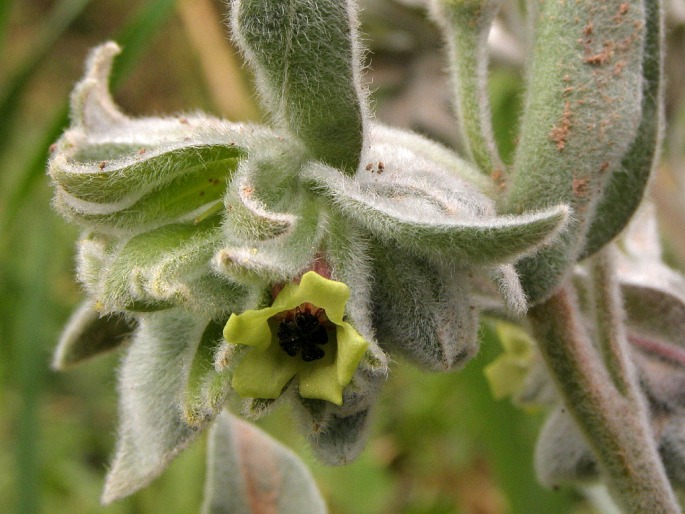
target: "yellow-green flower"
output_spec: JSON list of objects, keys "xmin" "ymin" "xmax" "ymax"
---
[
  {"xmin": 483, "ymin": 322, "xmax": 536, "ymax": 401},
  {"xmin": 223, "ymin": 271, "xmax": 369, "ymax": 405}
]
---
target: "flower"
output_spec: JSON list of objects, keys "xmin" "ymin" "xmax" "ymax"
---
[{"xmin": 224, "ymin": 271, "xmax": 369, "ymax": 405}]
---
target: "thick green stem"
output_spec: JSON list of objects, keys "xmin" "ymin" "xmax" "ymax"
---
[{"xmin": 528, "ymin": 285, "xmax": 680, "ymax": 514}]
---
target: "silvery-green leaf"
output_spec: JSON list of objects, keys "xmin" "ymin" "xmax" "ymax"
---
[
  {"xmin": 217, "ymin": 191, "xmax": 326, "ymax": 283},
  {"xmin": 95, "ymin": 217, "xmax": 247, "ymax": 316},
  {"xmin": 322, "ymin": 212, "xmax": 377, "ymax": 347},
  {"xmin": 52, "ymin": 301, "xmax": 134, "ymax": 369},
  {"xmin": 54, "ymin": 160, "xmax": 235, "ymax": 235},
  {"xmin": 51, "ymin": 144, "xmax": 243, "ymax": 206},
  {"xmin": 201, "ymin": 410, "xmax": 327, "ymax": 514},
  {"xmin": 63, "ymin": 42, "xmax": 259, "ymax": 149},
  {"xmin": 231, "ymin": 0, "xmax": 366, "ymax": 173},
  {"xmin": 370, "ymin": 240, "xmax": 480, "ymax": 371},
  {"xmin": 304, "ymin": 161, "xmax": 569, "ymax": 264},
  {"xmin": 581, "ymin": 0, "xmax": 664, "ymax": 258},
  {"xmin": 365, "ymin": 124, "xmax": 493, "ymax": 193},
  {"xmin": 488, "ymin": 264, "xmax": 527, "ymax": 316},
  {"xmin": 535, "ymin": 407, "xmax": 599, "ymax": 488},
  {"xmin": 102, "ymin": 310, "xmax": 211, "ymax": 504},
  {"xmin": 507, "ymin": 0, "xmax": 646, "ymax": 302},
  {"xmin": 428, "ymin": 0, "xmax": 505, "ymax": 175},
  {"xmin": 183, "ymin": 321, "xmax": 233, "ymax": 428},
  {"xmin": 223, "ymin": 146, "xmax": 306, "ymax": 243}
]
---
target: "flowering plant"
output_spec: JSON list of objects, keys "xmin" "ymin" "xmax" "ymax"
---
[{"xmin": 47, "ymin": 0, "xmax": 685, "ymax": 512}]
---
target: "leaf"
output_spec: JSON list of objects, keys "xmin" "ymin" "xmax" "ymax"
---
[
  {"xmin": 506, "ymin": 0, "xmax": 647, "ymax": 302},
  {"xmin": 428, "ymin": 0, "xmax": 505, "ymax": 175},
  {"xmin": 201, "ymin": 410, "xmax": 327, "ymax": 514},
  {"xmin": 93, "ymin": 218, "xmax": 247, "ymax": 317},
  {"xmin": 52, "ymin": 301, "xmax": 134, "ymax": 369},
  {"xmin": 216, "ymin": 196, "xmax": 325, "ymax": 283},
  {"xmin": 534, "ymin": 407, "xmax": 599, "ymax": 488},
  {"xmin": 54, "ymin": 158, "xmax": 238, "ymax": 234},
  {"xmin": 304, "ymin": 161, "xmax": 569, "ymax": 264},
  {"xmin": 102, "ymin": 309, "xmax": 212, "ymax": 504},
  {"xmin": 370, "ymin": 240, "xmax": 480, "ymax": 371},
  {"xmin": 231, "ymin": 0, "xmax": 365, "ymax": 172},
  {"xmin": 581, "ymin": 0, "xmax": 664, "ymax": 258},
  {"xmin": 183, "ymin": 321, "xmax": 234, "ymax": 428},
  {"xmin": 51, "ymin": 144, "xmax": 244, "ymax": 205}
]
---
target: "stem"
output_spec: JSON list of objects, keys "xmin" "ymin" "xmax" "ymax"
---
[{"xmin": 528, "ymin": 285, "xmax": 680, "ymax": 514}]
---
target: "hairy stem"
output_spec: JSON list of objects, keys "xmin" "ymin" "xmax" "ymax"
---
[{"xmin": 528, "ymin": 285, "xmax": 680, "ymax": 514}]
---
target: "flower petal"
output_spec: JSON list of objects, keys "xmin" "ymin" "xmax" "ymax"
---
[
  {"xmin": 273, "ymin": 271, "xmax": 350, "ymax": 323},
  {"xmin": 232, "ymin": 342, "xmax": 301, "ymax": 399},
  {"xmin": 335, "ymin": 323, "xmax": 369, "ymax": 386},
  {"xmin": 223, "ymin": 308, "xmax": 278, "ymax": 350},
  {"xmin": 297, "ymin": 348, "xmax": 341, "ymax": 405}
]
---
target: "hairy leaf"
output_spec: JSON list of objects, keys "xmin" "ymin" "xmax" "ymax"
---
[
  {"xmin": 507, "ymin": 0, "xmax": 646, "ymax": 302},
  {"xmin": 231, "ymin": 0, "xmax": 366, "ymax": 173},
  {"xmin": 202, "ymin": 410, "xmax": 327, "ymax": 514}
]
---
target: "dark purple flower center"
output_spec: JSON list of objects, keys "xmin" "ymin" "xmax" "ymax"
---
[{"xmin": 277, "ymin": 309, "xmax": 329, "ymax": 362}]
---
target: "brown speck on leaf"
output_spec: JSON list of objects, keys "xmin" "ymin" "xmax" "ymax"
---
[
  {"xmin": 619, "ymin": 3, "xmax": 629, "ymax": 15},
  {"xmin": 377, "ymin": 161, "xmax": 385, "ymax": 174},
  {"xmin": 138, "ymin": 147, "xmax": 146, "ymax": 155},
  {"xmin": 99, "ymin": 161, "xmax": 107, "ymax": 170},
  {"xmin": 583, "ymin": 22, "xmax": 593, "ymax": 37},
  {"xmin": 199, "ymin": 191, "xmax": 205, "ymax": 196},
  {"xmin": 491, "ymin": 168, "xmax": 506, "ymax": 190},
  {"xmin": 184, "ymin": 137, "xmax": 192, "ymax": 142},
  {"xmin": 584, "ymin": 42, "xmax": 614, "ymax": 65},
  {"xmin": 600, "ymin": 161, "xmax": 610, "ymax": 173},
  {"xmin": 550, "ymin": 101, "xmax": 572, "ymax": 151},
  {"xmin": 49, "ymin": 144, "xmax": 57, "ymax": 153},
  {"xmin": 242, "ymin": 186, "xmax": 254, "ymax": 196},
  {"xmin": 365, "ymin": 163, "xmax": 373, "ymax": 171},
  {"xmin": 179, "ymin": 117, "xmax": 189, "ymax": 125},
  {"xmin": 573, "ymin": 177, "xmax": 590, "ymax": 197},
  {"xmin": 613, "ymin": 61, "xmax": 626, "ymax": 75}
]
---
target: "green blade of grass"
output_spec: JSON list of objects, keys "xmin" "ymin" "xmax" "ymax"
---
[
  {"xmin": 0, "ymin": 0, "xmax": 93, "ymax": 153},
  {"xmin": 1, "ymin": 0, "xmax": 180, "ymax": 237},
  {"xmin": 0, "ymin": 0, "xmax": 13, "ymax": 50}
]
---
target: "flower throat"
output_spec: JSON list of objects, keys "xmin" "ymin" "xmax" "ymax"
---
[{"xmin": 277, "ymin": 307, "xmax": 329, "ymax": 362}]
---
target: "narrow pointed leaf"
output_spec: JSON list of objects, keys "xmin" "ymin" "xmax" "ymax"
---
[
  {"xmin": 428, "ymin": 0, "xmax": 505, "ymax": 175},
  {"xmin": 52, "ymin": 301, "xmax": 134, "ymax": 369},
  {"xmin": 305, "ymin": 161, "xmax": 569, "ymax": 263},
  {"xmin": 183, "ymin": 322, "xmax": 233, "ymax": 428},
  {"xmin": 102, "ymin": 310, "xmax": 211, "ymax": 504}
]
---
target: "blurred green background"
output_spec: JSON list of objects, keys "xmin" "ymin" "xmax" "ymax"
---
[{"xmin": 1, "ymin": 1, "xmax": 684, "ymax": 513}]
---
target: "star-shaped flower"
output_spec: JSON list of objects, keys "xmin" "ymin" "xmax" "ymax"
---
[{"xmin": 223, "ymin": 271, "xmax": 369, "ymax": 405}]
